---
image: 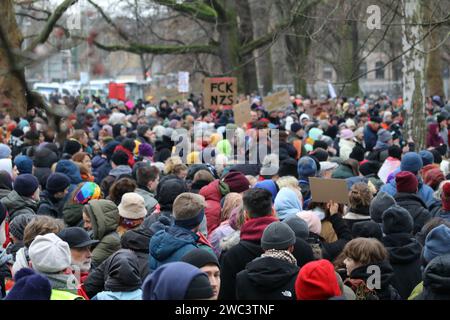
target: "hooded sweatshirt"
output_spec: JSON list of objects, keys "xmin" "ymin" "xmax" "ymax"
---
[
  {"xmin": 382, "ymin": 233, "xmax": 422, "ymax": 299},
  {"xmin": 92, "ymin": 249, "xmax": 142, "ymax": 300}
]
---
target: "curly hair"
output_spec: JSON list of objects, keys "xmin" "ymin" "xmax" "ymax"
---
[
  {"xmin": 109, "ymin": 177, "xmax": 137, "ymax": 205},
  {"xmin": 349, "ymin": 183, "xmax": 373, "ymax": 209}
]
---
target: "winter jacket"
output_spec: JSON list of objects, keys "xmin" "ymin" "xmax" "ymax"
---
[
  {"xmin": 236, "ymin": 256, "xmax": 299, "ymax": 300},
  {"xmin": 382, "ymin": 233, "xmax": 422, "ymax": 299},
  {"xmin": 364, "ymin": 123, "xmax": 378, "ymax": 152},
  {"xmin": 379, "ymin": 171, "xmax": 434, "ymax": 205},
  {"xmin": 343, "ymin": 207, "xmax": 371, "ymax": 236},
  {"xmin": 199, "ymin": 180, "xmax": 225, "ymax": 234},
  {"xmin": 298, "ymin": 180, "xmax": 311, "ymax": 208},
  {"xmin": 0, "ymin": 249, "xmax": 12, "ymax": 298},
  {"xmin": 135, "ymin": 187, "xmax": 158, "ymax": 216},
  {"xmin": 62, "ymin": 187, "xmax": 85, "ymax": 227},
  {"xmin": 219, "ymin": 215, "xmax": 278, "ymax": 300},
  {"xmin": 394, "ymin": 193, "xmax": 432, "ymax": 235},
  {"xmin": 84, "ymin": 200, "xmax": 121, "ymax": 267},
  {"xmin": 149, "ymin": 225, "xmax": 200, "ymax": 272},
  {"xmin": 1, "ymin": 191, "xmax": 37, "ymax": 222},
  {"xmin": 345, "ymin": 260, "xmax": 401, "ymax": 300},
  {"xmin": 90, "ymin": 249, "xmax": 142, "ymax": 300},
  {"xmin": 416, "ymin": 254, "xmax": 450, "ymax": 300},
  {"xmin": 120, "ymin": 227, "xmax": 153, "ymax": 279},
  {"xmin": 332, "ymin": 164, "xmax": 357, "ymax": 180},
  {"xmin": 37, "ymin": 190, "xmax": 66, "ymax": 219},
  {"xmin": 91, "ymin": 155, "xmax": 111, "ymax": 185}
]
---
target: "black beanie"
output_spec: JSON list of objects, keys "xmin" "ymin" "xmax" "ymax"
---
[
  {"xmin": 352, "ymin": 221, "xmax": 383, "ymax": 241},
  {"xmin": 111, "ymin": 150, "xmax": 129, "ymax": 166},
  {"xmin": 278, "ymin": 158, "xmax": 299, "ymax": 178},
  {"xmin": 181, "ymin": 249, "xmax": 220, "ymax": 269},
  {"xmin": 184, "ymin": 274, "xmax": 214, "ymax": 300},
  {"xmin": 359, "ymin": 161, "xmax": 381, "ymax": 176},
  {"xmin": 63, "ymin": 140, "xmax": 82, "ymax": 156},
  {"xmin": 46, "ymin": 173, "xmax": 71, "ymax": 194},
  {"xmin": 430, "ymin": 149, "xmax": 442, "ymax": 164},
  {"xmin": 122, "ymin": 138, "xmax": 136, "ymax": 152},
  {"xmin": 14, "ymin": 174, "xmax": 39, "ymax": 197},
  {"xmin": 382, "ymin": 205, "xmax": 413, "ymax": 234},
  {"xmin": 33, "ymin": 148, "xmax": 58, "ymax": 168},
  {"xmin": 313, "ymin": 140, "xmax": 328, "ymax": 150}
]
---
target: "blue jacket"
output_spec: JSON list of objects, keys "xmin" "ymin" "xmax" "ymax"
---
[
  {"xmin": 379, "ymin": 170, "xmax": 434, "ymax": 205},
  {"xmin": 93, "ymin": 289, "xmax": 142, "ymax": 300},
  {"xmin": 364, "ymin": 124, "xmax": 378, "ymax": 152},
  {"xmin": 149, "ymin": 225, "xmax": 199, "ymax": 271},
  {"xmin": 92, "ymin": 155, "xmax": 112, "ymax": 184}
]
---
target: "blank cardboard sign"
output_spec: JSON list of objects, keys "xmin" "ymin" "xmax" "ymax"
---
[{"xmin": 309, "ymin": 177, "xmax": 349, "ymax": 204}]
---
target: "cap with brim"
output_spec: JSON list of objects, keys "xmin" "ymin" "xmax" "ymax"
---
[{"xmin": 72, "ymin": 239, "xmax": 99, "ymax": 248}]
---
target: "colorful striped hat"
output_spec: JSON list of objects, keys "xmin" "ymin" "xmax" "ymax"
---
[{"xmin": 74, "ymin": 182, "xmax": 101, "ymax": 204}]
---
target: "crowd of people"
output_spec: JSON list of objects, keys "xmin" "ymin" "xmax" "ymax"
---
[{"xmin": 0, "ymin": 92, "xmax": 450, "ymax": 300}]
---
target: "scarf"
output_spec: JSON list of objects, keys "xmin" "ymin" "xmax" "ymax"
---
[
  {"xmin": 261, "ymin": 249, "xmax": 297, "ymax": 265},
  {"xmin": 240, "ymin": 215, "xmax": 279, "ymax": 242},
  {"xmin": 119, "ymin": 217, "xmax": 144, "ymax": 229}
]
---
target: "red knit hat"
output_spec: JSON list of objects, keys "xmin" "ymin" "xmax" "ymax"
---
[
  {"xmin": 424, "ymin": 168, "xmax": 445, "ymax": 190},
  {"xmin": 396, "ymin": 171, "xmax": 418, "ymax": 193},
  {"xmin": 223, "ymin": 172, "xmax": 250, "ymax": 193},
  {"xmin": 295, "ymin": 259, "xmax": 341, "ymax": 300},
  {"xmin": 441, "ymin": 182, "xmax": 450, "ymax": 211}
]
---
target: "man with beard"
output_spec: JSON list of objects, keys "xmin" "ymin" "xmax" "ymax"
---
[{"xmin": 58, "ymin": 227, "xmax": 99, "ymax": 286}]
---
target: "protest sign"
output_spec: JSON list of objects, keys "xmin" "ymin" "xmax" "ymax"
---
[
  {"xmin": 178, "ymin": 71, "xmax": 189, "ymax": 93},
  {"xmin": 263, "ymin": 90, "xmax": 291, "ymax": 111},
  {"xmin": 309, "ymin": 177, "xmax": 349, "ymax": 204},
  {"xmin": 204, "ymin": 77, "xmax": 237, "ymax": 110},
  {"xmin": 233, "ymin": 100, "xmax": 252, "ymax": 127},
  {"xmin": 378, "ymin": 157, "xmax": 401, "ymax": 184}
]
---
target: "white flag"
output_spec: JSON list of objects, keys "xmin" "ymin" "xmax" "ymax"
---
[{"xmin": 328, "ymin": 81, "xmax": 337, "ymax": 99}]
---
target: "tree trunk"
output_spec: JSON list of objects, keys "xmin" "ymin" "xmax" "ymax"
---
[
  {"xmin": 0, "ymin": 0, "xmax": 27, "ymax": 118},
  {"xmin": 402, "ymin": 0, "xmax": 426, "ymax": 150},
  {"xmin": 250, "ymin": 0, "xmax": 273, "ymax": 95},
  {"xmin": 424, "ymin": 3, "xmax": 444, "ymax": 97},
  {"xmin": 335, "ymin": 18, "xmax": 360, "ymax": 97}
]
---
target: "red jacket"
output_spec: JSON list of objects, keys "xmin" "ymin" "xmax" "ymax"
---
[{"xmin": 199, "ymin": 180, "xmax": 223, "ymax": 235}]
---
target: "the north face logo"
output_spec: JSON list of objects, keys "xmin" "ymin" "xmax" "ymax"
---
[{"xmin": 281, "ymin": 290, "xmax": 292, "ymax": 297}]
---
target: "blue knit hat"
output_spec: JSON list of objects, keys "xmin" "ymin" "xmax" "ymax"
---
[
  {"xmin": 14, "ymin": 155, "xmax": 33, "ymax": 175},
  {"xmin": 419, "ymin": 150, "xmax": 434, "ymax": 167},
  {"xmin": 14, "ymin": 174, "xmax": 39, "ymax": 197},
  {"xmin": 424, "ymin": 224, "xmax": 450, "ymax": 263},
  {"xmin": 298, "ymin": 156, "xmax": 317, "ymax": 179},
  {"xmin": 0, "ymin": 144, "xmax": 11, "ymax": 159},
  {"xmin": 5, "ymin": 268, "xmax": 51, "ymax": 300},
  {"xmin": 400, "ymin": 152, "xmax": 423, "ymax": 174}
]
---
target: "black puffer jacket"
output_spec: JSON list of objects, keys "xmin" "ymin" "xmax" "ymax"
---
[
  {"xmin": 120, "ymin": 227, "xmax": 153, "ymax": 280},
  {"xmin": 236, "ymin": 257, "xmax": 299, "ymax": 300},
  {"xmin": 416, "ymin": 254, "xmax": 450, "ymax": 300},
  {"xmin": 382, "ymin": 233, "xmax": 423, "ymax": 299},
  {"xmin": 84, "ymin": 249, "xmax": 142, "ymax": 298},
  {"xmin": 394, "ymin": 193, "xmax": 432, "ymax": 235}
]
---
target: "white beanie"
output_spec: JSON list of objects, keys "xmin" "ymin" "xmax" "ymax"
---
[{"xmin": 29, "ymin": 233, "xmax": 71, "ymax": 274}]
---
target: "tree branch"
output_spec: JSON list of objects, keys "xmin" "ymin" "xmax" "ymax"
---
[
  {"xmin": 25, "ymin": 0, "xmax": 78, "ymax": 52},
  {"xmin": 152, "ymin": 0, "xmax": 218, "ymax": 23},
  {"xmin": 87, "ymin": 0, "xmax": 130, "ymax": 41}
]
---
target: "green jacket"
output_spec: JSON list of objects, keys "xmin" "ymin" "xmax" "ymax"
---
[
  {"xmin": 1, "ymin": 190, "xmax": 37, "ymax": 222},
  {"xmin": 85, "ymin": 200, "xmax": 121, "ymax": 267}
]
